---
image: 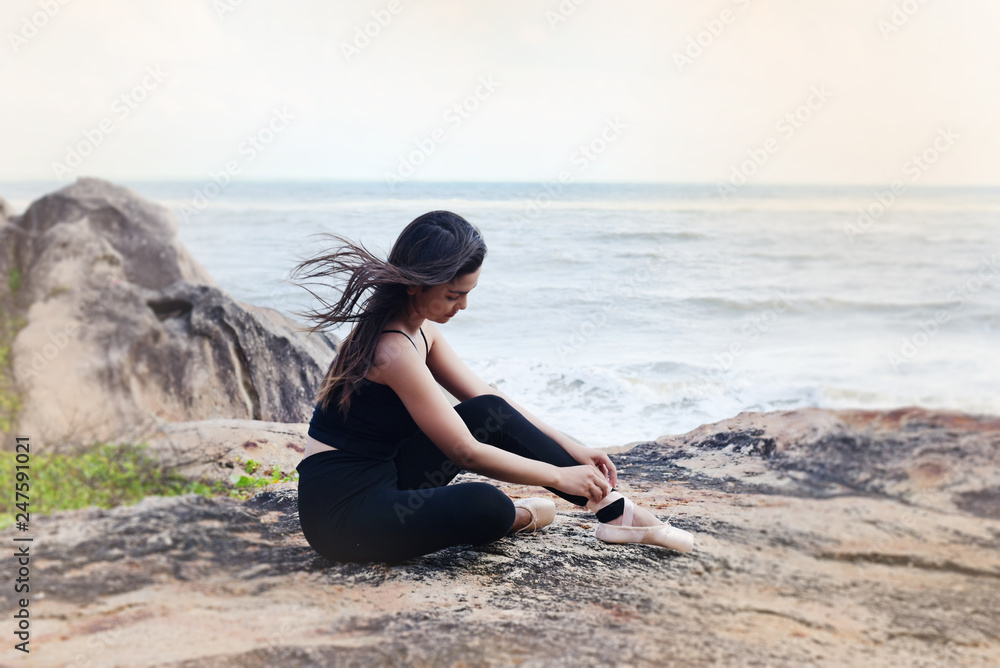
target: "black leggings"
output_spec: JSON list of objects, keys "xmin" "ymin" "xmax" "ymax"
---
[{"xmin": 296, "ymin": 394, "xmax": 592, "ymax": 564}]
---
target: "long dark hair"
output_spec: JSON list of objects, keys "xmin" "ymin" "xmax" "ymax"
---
[{"xmin": 289, "ymin": 211, "xmax": 486, "ymax": 415}]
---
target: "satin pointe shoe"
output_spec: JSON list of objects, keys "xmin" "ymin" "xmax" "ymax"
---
[
  {"xmin": 593, "ymin": 497, "xmax": 695, "ymax": 553},
  {"xmin": 510, "ymin": 497, "xmax": 557, "ymax": 534}
]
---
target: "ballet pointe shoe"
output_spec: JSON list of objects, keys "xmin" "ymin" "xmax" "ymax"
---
[
  {"xmin": 586, "ymin": 490, "xmax": 624, "ymax": 514},
  {"xmin": 510, "ymin": 498, "xmax": 556, "ymax": 534},
  {"xmin": 593, "ymin": 497, "xmax": 695, "ymax": 553}
]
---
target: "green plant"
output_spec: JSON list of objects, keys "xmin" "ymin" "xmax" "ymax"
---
[
  {"xmin": 8, "ymin": 267, "xmax": 21, "ymax": 294},
  {"xmin": 0, "ymin": 312, "xmax": 26, "ymax": 435},
  {"xmin": 0, "ymin": 334, "xmax": 18, "ymax": 433},
  {"xmin": 0, "ymin": 442, "xmax": 229, "ymax": 528},
  {"xmin": 0, "ymin": 443, "xmax": 304, "ymax": 528},
  {"xmin": 229, "ymin": 460, "xmax": 298, "ymax": 498}
]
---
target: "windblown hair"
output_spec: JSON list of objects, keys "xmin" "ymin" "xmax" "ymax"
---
[{"xmin": 289, "ymin": 211, "xmax": 486, "ymax": 416}]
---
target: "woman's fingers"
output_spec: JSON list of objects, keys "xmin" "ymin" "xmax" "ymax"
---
[
  {"xmin": 592, "ymin": 465, "xmax": 611, "ymax": 501},
  {"xmin": 606, "ymin": 460, "xmax": 618, "ymax": 488},
  {"xmin": 569, "ymin": 464, "xmax": 613, "ymax": 503},
  {"xmin": 597, "ymin": 454, "xmax": 618, "ymax": 488},
  {"xmin": 589, "ymin": 485, "xmax": 599, "ymax": 504},
  {"xmin": 593, "ymin": 464, "xmax": 611, "ymax": 493}
]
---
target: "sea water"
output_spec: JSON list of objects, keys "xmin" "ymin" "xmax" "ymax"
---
[{"xmin": 3, "ymin": 181, "xmax": 998, "ymax": 447}]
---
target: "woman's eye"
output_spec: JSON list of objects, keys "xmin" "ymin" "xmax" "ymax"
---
[{"xmin": 447, "ymin": 296, "xmax": 459, "ymax": 301}]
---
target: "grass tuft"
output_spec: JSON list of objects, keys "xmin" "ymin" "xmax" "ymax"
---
[
  {"xmin": 0, "ymin": 443, "xmax": 298, "ymax": 529},
  {"xmin": 8, "ymin": 267, "xmax": 21, "ymax": 294},
  {"xmin": 0, "ymin": 311, "xmax": 25, "ymax": 435}
]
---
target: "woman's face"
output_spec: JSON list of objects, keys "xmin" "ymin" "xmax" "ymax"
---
[{"xmin": 411, "ymin": 267, "xmax": 481, "ymax": 324}]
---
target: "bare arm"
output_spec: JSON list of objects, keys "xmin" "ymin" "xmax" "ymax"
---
[
  {"xmin": 424, "ymin": 323, "xmax": 618, "ymax": 487},
  {"xmin": 489, "ymin": 389, "xmax": 617, "ymax": 488},
  {"xmin": 372, "ymin": 334, "xmax": 611, "ymax": 501}
]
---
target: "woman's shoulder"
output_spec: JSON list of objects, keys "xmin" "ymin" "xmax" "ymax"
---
[
  {"xmin": 374, "ymin": 321, "xmax": 439, "ymax": 357},
  {"xmin": 363, "ymin": 324, "xmax": 430, "ymax": 384},
  {"xmin": 422, "ymin": 320, "xmax": 440, "ymax": 352}
]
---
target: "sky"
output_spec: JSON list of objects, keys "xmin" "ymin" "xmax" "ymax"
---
[{"xmin": 1, "ymin": 0, "xmax": 998, "ymax": 185}]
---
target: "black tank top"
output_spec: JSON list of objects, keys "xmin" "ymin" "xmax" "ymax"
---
[{"xmin": 307, "ymin": 327, "xmax": 429, "ymax": 460}]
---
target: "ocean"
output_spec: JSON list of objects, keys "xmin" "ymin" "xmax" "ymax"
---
[{"xmin": 3, "ymin": 181, "xmax": 998, "ymax": 447}]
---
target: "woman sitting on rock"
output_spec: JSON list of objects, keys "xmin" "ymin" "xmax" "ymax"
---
[{"xmin": 290, "ymin": 210, "xmax": 694, "ymax": 564}]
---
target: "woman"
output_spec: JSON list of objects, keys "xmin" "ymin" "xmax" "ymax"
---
[{"xmin": 290, "ymin": 210, "xmax": 694, "ymax": 564}]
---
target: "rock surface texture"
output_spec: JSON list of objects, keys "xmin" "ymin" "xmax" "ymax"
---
[
  {"xmin": 5, "ymin": 407, "xmax": 998, "ymax": 667},
  {"xmin": 0, "ymin": 178, "xmax": 337, "ymax": 448},
  {"xmin": 139, "ymin": 418, "xmax": 310, "ymax": 482}
]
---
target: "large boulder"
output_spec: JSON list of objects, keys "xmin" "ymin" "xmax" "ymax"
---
[{"xmin": 0, "ymin": 178, "xmax": 337, "ymax": 450}]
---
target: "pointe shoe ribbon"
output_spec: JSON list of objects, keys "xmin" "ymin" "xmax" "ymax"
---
[
  {"xmin": 511, "ymin": 498, "xmax": 556, "ymax": 534},
  {"xmin": 593, "ymin": 497, "xmax": 695, "ymax": 553}
]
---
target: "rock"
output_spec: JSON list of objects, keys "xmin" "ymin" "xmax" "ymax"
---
[
  {"xmin": 7, "ymin": 407, "xmax": 999, "ymax": 667},
  {"xmin": 137, "ymin": 418, "xmax": 310, "ymax": 482},
  {"xmin": 0, "ymin": 178, "xmax": 337, "ymax": 449},
  {"xmin": 646, "ymin": 406, "xmax": 1000, "ymax": 518}
]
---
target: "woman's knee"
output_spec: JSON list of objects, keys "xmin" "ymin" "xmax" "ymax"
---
[
  {"xmin": 461, "ymin": 482, "xmax": 516, "ymax": 544},
  {"xmin": 455, "ymin": 394, "xmax": 517, "ymax": 444}
]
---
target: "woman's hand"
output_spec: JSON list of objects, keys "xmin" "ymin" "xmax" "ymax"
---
[
  {"xmin": 566, "ymin": 445, "xmax": 618, "ymax": 489},
  {"xmin": 554, "ymin": 464, "xmax": 613, "ymax": 505}
]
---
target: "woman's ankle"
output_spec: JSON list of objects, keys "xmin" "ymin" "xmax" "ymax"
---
[
  {"xmin": 588, "ymin": 493, "xmax": 664, "ymax": 528},
  {"xmin": 508, "ymin": 507, "xmax": 532, "ymax": 534},
  {"xmin": 585, "ymin": 490, "xmax": 623, "ymax": 513}
]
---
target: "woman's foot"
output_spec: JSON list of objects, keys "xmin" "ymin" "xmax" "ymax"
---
[
  {"xmin": 508, "ymin": 498, "xmax": 556, "ymax": 534},
  {"xmin": 589, "ymin": 493, "xmax": 695, "ymax": 553},
  {"xmin": 586, "ymin": 491, "xmax": 661, "ymax": 527},
  {"xmin": 510, "ymin": 507, "xmax": 533, "ymax": 532}
]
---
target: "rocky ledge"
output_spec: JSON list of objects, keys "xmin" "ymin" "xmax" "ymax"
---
[
  {"xmin": 4, "ymin": 406, "xmax": 998, "ymax": 667},
  {"xmin": 2, "ymin": 181, "xmax": 997, "ymax": 666}
]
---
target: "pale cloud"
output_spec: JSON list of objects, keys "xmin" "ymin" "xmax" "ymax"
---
[{"xmin": 1, "ymin": 0, "xmax": 996, "ymax": 184}]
